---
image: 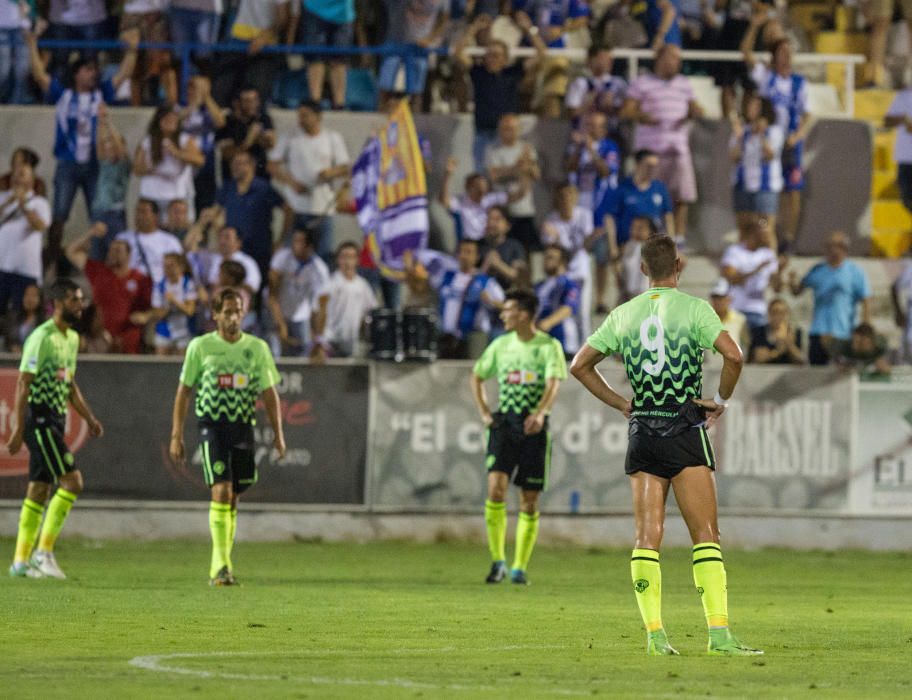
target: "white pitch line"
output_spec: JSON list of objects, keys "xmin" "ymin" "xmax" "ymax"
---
[{"xmin": 128, "ymin": 648, "xmax": 592, "ymax": 696}]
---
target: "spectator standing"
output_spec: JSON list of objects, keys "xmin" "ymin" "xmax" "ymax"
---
[
  {"xmin": 535, "ymin": 244, "xmax": 581, "ymax": 358},
  {"xmin": 708, "ymin": 278, "xmax": 748, "ymax": 351},
  {"xmin": 742, "ymin": 14, "xmax": 811, "ymax": 249},
  {"xmin": 267, "ymin": 101, "xmax": 350, "ymax": 261},
  {"xmin": 4, "ymin": 283, "xmax": 43, "ymax": 353},
  {"xmin": 485, "ymin": 113, "xmax": 541, "ymax": 252},
  {"xmin": 617, "ymin": 215, "xmax": 655, "ymax": 302},
  {"xmin": 134, "ymin": 104, "xmax": 206, "ymax": 218},
  {"xmin": 479, "ymin": 205, "xmax": 528, "ymax": 291},
  {"xmin": 0, "ymin": 0, "xmax": 31, "ymax": 104},
  {"xmin": 454, "ymin": 12, "xmax": 546, "ymax": 171},
  {"xmin": 216, "ymin": 86, "xmax": 276, "ymax": 182},
  {"xmin": 440, "ymin": 157, "xmax": 528, "ymax": 242},
  {"xmin": 64, "ymin": 223, "xmax": 152, "ymax": 354},
  {"xmin": 788, "ymin": 231, "xmax": 871, "ymax": 366},
  {"xmin": 564, "ymin": 111, "xmax": 621, "ymax": 212},
  {"xmin": 147, "ymin": 252, "xmax": 198, "ymax": 355},
  {"xmin": 292, "ymin": 0, "xmax": 354, "ymax": 108},
  {"xmin": 720, "ymin": 218, "xmax": 780, "ymax": 330},
  {"xmin": 179, "ymin": 76, "xmax": 227, "ymax": 212},
  {"xmin": 165, "ymin": 199, "xmax": 193, "ymax": 241},
  {"xmin": 378, "ymin": 0, "xmax": 449, "ymax": 106},
  {"xmin": 621, "ymin": 44, "xmax": 702, "ymax": 245},
  {"xmin": 430, "ymin": 238, "xmax": 504, "ymax": 359},
  {"xmin": 891, "ymin": 256, "xmax": 912, "ymax": 363},
  {"xmin": 212, "ymin": 0, "xmax": 291, "ymax": 105},
  {"xmin": 884, "ymin": 85, "xmax": 912, "ymax": 221},
  {"xmin": 267, "ymin": 228, "xmax": 331, "ymax": 359},
  {"xmin": 44, "ymin": 0, "xmax": 109, "ymax": 82},
  {"xmin": 829, "ymin": 323, "xmax": 890, "ymax": 377},
  {"xmin": 564, "ymin": 45, "xmax": 627, "ymax": 126},
  {"xmin": 862, "ymin": 0, "xmax": 912, "ymax": 89},
  {"xmin": 216, "ymin": 150, "xmax": 290, "ymax": 283},
  {"xmin": 90, "ymin": 104, "xmax": 131, "ymax": 260},
  {"xmin": 115, "ymin": 199, "xmax": 185, "ymax": 282},
  {"xmin": 631, "ymin": 0, "xmax": 682, "ymax": 50},
  {"xmin": 730, "ymin": 93, "xmax": 783, "ymax": 244},
  {"xmin": 204, "ymin": 226, "xmax": 263, "ymax": 295},
  {"xmin": 168, "ymin": 0, "xmax": 223, "ymax": 74},
  {"xmin": 121, "ymin": 0, "xmax": 175, "ymax": 104},
  {"xmin": 25, "ymin": 28, "xmax": 139, "ymax": 265},
  {"xmin": 0, "ymin": 161, "xmax": 50, "ymax": 313},
  {"xmin": 710, "ymin": 0, "xmax": 754, "ymax": 119},
  {"xmin": 540, "ymin": 182, "xmax": 598, "ymax": 337},
  {"xmin": 325, "ymin": 241, "xmax": 378, "ymax": 357},
  {"xmin": 749, "ymin": 297, "xmax": 803, "ymax": 364}
]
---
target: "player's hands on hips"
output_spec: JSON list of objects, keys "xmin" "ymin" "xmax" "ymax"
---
[
  {"xmin": 6, "ymin": 430, "xmax": 23, "ymax": 456},
  {"xmin": 169, "ymin": 436, "xmax": 185, "ymax": 465},
  {"xmin": 479, "ymin": 410, "xmax": 493, "ymax": 427},
  {"xmin": 693, "ymin": 398, "xmax": 725, "ymax": 428},
  {"xmin": 523, "ymin": 412, "xmax": 545, "ymax": 435},
  {"xmin": 88, "ymin": 417, "xmax": 104, "ymax": 438},
  {"xmin": 273, "ymin": 433, "xmax": 287, "ymax": 460}
]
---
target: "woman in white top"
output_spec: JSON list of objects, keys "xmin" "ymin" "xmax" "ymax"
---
[{"xmin": 134, "ymin": 104, "xmax": 205, "ymax": 223}]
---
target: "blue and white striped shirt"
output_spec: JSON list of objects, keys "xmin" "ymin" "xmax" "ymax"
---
[
  {"xmin": 732, "ymin": 124, "xmax": 784, "ymax": 193},
  {"xmin": 47, "ymin": 77, "xmax": 116, "ymax": 164}
]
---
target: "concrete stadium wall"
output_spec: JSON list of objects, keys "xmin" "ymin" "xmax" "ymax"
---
[{"xmin": 0, "ymin": 107, "xmax": 871, "ymax": 255}]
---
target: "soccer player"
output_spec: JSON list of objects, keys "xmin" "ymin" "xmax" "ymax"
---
[
  {"xmin": 470, "ymin": 288, "xmax": 567, "ymax": 585},
  {"xmin": 570, "ymin": 235, "xmax": 762, "ymax": 656},
  {"xmin": 7, "ymin": 279, "xmax": 104, "ymax": 579},
  {"xmin": 169, "ymin": 289, "xmax": 286, "ymax": 586}
]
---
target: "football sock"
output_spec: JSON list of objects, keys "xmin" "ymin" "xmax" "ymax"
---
[
  {"xmin": 227, "ymin": 507, "xmax": 238, "ymax": 560},
  {"xmin": 692, "ymin": 542, "xmax": 729, "ymax": 628},
  {"xmin": 37, "ymin": 489, "xmax": 77, "ymax": 553},
  {"xmin": 512, "ymin": 511, "xmax": 540, "ymax": 571},
  {"xmin": 484, "ymin": 500, "xmax": 506, "ymax": 562},
  {"xmin": 631, "ymin": 548, "xmax": 663, "ymax": 632},
  {"xmin": 14, "ymin": 498, "xmax": 45, "ymax": 563},
  {"xmin": 209, "ymin": 502, "xmax": 232, "ymax": 578}
]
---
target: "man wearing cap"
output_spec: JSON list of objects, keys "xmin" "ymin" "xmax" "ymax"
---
[{"xmin": 708, "ymin": 278, "xmax": 748, "ymax": 352}]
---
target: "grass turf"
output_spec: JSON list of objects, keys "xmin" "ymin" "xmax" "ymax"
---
[{"xmin": 1, "ymin": 539, "xmax": 910, "ymax": 699}]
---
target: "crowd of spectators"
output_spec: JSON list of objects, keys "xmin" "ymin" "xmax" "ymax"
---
[{"xmin": 0, "ymin": 0, "xmax": 907, "ymax": 376}]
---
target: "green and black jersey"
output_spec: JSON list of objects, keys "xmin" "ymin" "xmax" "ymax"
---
[
  {"xmin": 19, "ymin": 318, "xmax": 79, "ymax": 419},
  {"xmin": 588, "ymin": 287, "xmax": 723, "ymax": 423},
  {"xmin": 473, "ymin": 331, "xmax": 567, "ymax": 418},
  {"xmin": 179, "ymin": 332, "xmax": 281, "ymax": 425}
]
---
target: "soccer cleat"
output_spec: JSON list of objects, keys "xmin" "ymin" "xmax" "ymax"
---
[
  {"xmin": 9, "ymin": 561, "xmax": 43, "ymax": 578},
  {"xmin": 646, "ymin": 629, "xmax": 680, "ymax": 656},
  {"xmin": 707, "ymin": 628, "xmax": 763, "ymax": 656},
  {"xmin": 510, "ymin": 568, "xmax": 529, "ymax": 585},
  {"xmin": 209, "ymin": 566, "xmax": 238, "ymax": 587},
  {"xmin": 485, "ymin": 561, "xmax": 508, "ymax": 584},
  {"xmin": 30, "ymin": 551, "xmax": 66, "ymax": 580}
]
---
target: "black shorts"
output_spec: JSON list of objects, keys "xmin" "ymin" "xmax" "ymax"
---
[
  {"xmin": 625, "ymin": 405, "xmax": 716, "ymax": 479},
  {"xmin": 199, "ymin": 421, "xmax": 258, "ymax": 494},
  {"xmin": 486, "ymin": 412, "xmax": 551, "ymax": 491},
  {"xmin": 24, "ymin": 412, "xmax": 74, "ymax": 484}
]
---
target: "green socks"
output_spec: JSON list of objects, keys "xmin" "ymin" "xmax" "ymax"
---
[
  {"xmin": 512, "ymin": 511, "xmax": 540, "ymax": 571},
  {"xmin": 228, "ymin": 507, "xmax": 238, "ymax": 560},
  {"xmin": 484, "ymin": 500, "xmax": 506, "ymax": 562},
  {"xmin": 37, "ymin": 489, "xmax": 77, "ymax": 553},
  {"xmin": 631, "ymin": 548, "xmax": 663, "ymax": 632},
  {"xmin": 14, "ymin": 498, "xmax": 45, "ymax": 563},
  {"xmin": 209, "ymin": 502, "xmax": 233, "ymax": 578},
  {"xmin": 692, "ymin": 542, "xmax": 728, "ymax": 628}
]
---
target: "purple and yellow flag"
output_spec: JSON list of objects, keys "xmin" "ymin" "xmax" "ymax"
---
[{"xmin": 352, "ymin": 100, "xmax": 428, "ymax": 275}]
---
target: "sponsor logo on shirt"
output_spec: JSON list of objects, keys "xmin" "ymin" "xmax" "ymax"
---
[
  {"xmin": 26, "ymin": 357, "xmax": 37, "ymax": 371},
  {"xmin": 217, "ymin": 373, "xmax": 249, "ymax": 389},
  {"xmin": 506, "ymin": 370, "xmax": 539, "ymax": 385}
]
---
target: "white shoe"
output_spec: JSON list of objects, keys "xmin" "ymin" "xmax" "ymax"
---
[
  {"xmin": 8, "ymin": 561, "xmax": 43, "ymax": 578},
  {"xmin": 30, "ymin": 550, "xmax": 66, "ymax": 580}
]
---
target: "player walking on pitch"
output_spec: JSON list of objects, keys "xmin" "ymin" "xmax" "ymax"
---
[
  {"xmin": 8, "ymin": 279, "xmax": 104, "ymax": 579},
  {"xmin": 571, "ymin": 235, "xmax": 762, "ymax": 656},
  {"xmin": 470, "ymin": 288, "xmax": 567, "ymax": 585},
  {"xmin": 170, "ymin": 289, "xmax": 286, "ymax": 586}
]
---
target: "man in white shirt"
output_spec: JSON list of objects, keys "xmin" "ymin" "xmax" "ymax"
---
[
  {"xmin": 0, "ymin": 161, "xmax": 50, "ymax": 312},
  {"xmin": 565, "ymin": 45, "xmax": 627, "ymax": 124},
  {"xmin": 115, "ymin": 198, "xmax": 184, "ymax": 283},
  {"xmin": 204, "ymin": 226, "xmax": 263, "ymax": 294},
  {"xmin": 267, "ymin": 227, "xmax": 331, "ymax": 359},
  {"xmin": 484, "ymin": 113, "xmax": 541, "ymax": 252},
  {"xmin": 268, "ymin": 100, "xmax": 350, "ymax": 262},
  {"xmin": 720, "ymin": 218, "xmax": 781, "ymax": 330},
  {"xmin": 326, "ymin": 241, "xmax": 378, "ymax": 357},
  {"xmin": 885, "ymin": 85, "xmax": 912, "ymax": 221}
]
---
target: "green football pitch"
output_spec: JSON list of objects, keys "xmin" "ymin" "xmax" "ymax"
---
[{"xmin": 1, "ymin": 538, "xmax": 910, "ymax": 699}]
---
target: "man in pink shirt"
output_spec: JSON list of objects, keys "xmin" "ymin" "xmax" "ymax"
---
[{"xmin": 621, "ymin": 44, "xmax": 703, "ymax": 245}]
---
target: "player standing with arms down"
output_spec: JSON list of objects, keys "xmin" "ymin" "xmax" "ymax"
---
[
  {"xmin": 571, "ymin": 236, "xmax": 762, "ymax": 656},
  {"xmin": 8, "ymin": 279, "xmax": 104, "ymax": 579},
  {"xmin": 470, "ymin": 289, "xmax": 567, "ymax": 585},
  {"xmin": 170, "ymin": 289, "xmax": 286, "ymax": 586}
]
